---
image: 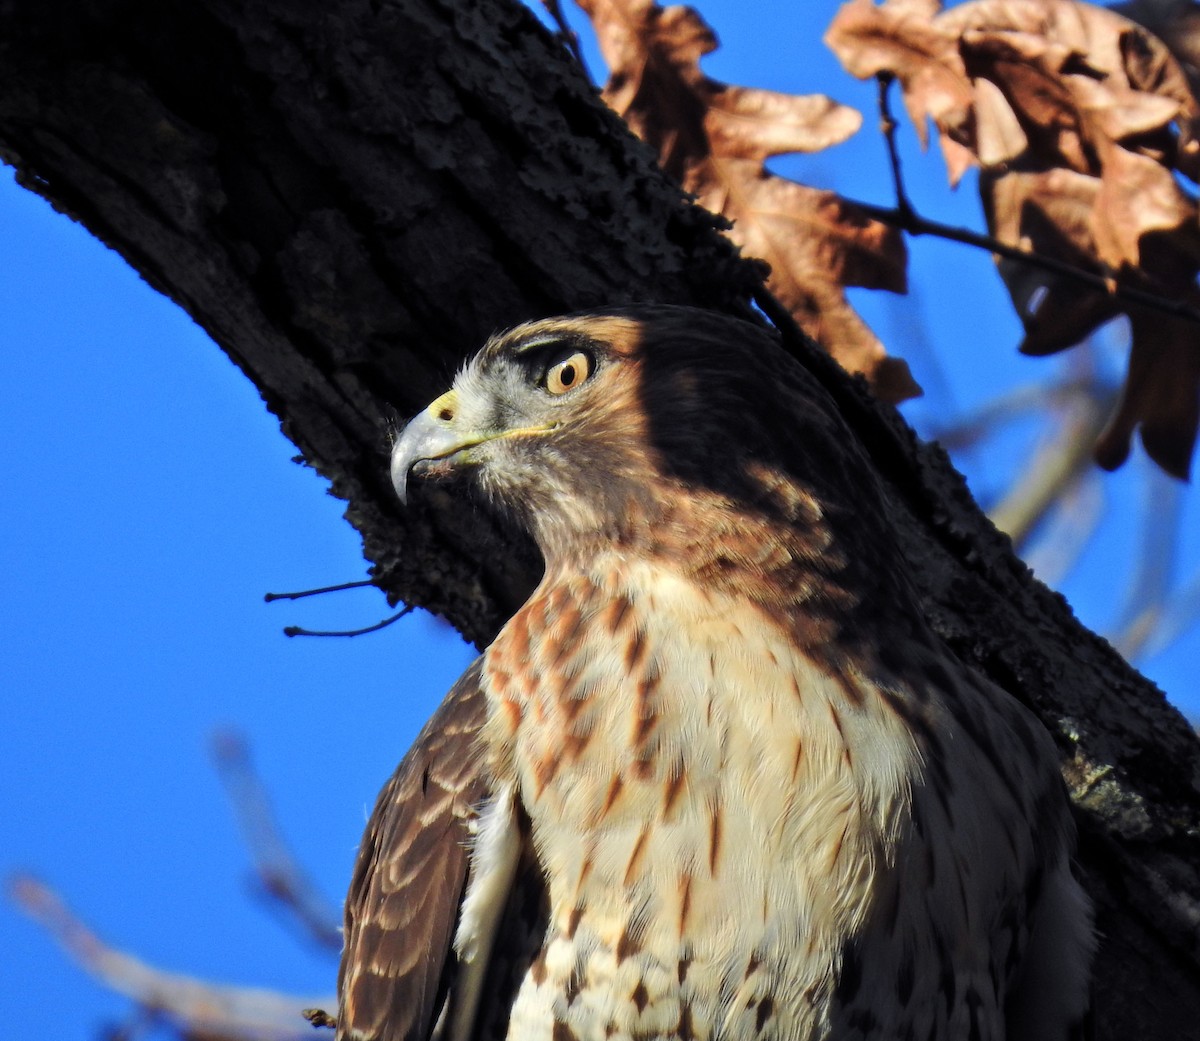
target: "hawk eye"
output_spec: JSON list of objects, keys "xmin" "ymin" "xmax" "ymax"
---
[{"xmin": 544, "ymin": 350, "xmax": 592, "ymax": 396}]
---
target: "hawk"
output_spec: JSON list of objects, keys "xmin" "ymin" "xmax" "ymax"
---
[{"xmin": 338, "ymin": 306, "xmax": 1093, "ymax": 1041}]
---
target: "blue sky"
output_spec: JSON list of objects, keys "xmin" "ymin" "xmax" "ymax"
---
[
  {"xmin": 0, "ymin": 170, "xmax": 477, "ymax": 1034},
  {"xmin": 3, "ymin": 2, "xmax": 1197, "ymax": 1038}
]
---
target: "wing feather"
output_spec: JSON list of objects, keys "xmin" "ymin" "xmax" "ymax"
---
[{"xmin": 337, "ymin": 659, "xmax": 490, "ymax": 1041}]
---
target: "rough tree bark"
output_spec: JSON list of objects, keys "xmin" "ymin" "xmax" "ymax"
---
[{"xmin": 0, "ymin": 0, "xmax": 1196, "ymax": 1037}]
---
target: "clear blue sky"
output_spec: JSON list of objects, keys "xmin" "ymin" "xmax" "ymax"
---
[{"xmin": 3, "ymin": 2, "xmax": 1196, "ymax": 1038}]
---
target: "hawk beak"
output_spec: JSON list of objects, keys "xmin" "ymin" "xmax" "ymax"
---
[
  {"xmin": 391, "ymin": 389, "xmax": 557, "ymax": 504},
  {"xmin": 391, "ymin": 390, "xmax": 485, "ymax": 505}
]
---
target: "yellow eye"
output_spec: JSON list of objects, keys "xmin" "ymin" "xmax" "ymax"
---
[{"xmin": 545, "ymin": 351, "xmax": 592, "ymax": 395}]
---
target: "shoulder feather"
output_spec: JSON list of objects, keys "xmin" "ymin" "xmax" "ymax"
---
[{"xmin": 337, "ymin": 659, "xmax": 490, "ymax": 1041}]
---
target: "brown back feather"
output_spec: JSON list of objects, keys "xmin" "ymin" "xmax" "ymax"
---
[{"xmin": 337, "ymin": 660, "xmax": 490, "ymax": 1041}]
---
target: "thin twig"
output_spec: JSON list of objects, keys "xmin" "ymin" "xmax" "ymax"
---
[
  {"xmin": 283, "ymin": 604, "xmax": 414, "ymax": 638},
  {"xmin": 751, "ymin": 284, "xmax": 807, "ymax": 346},
  {"xmin": 541, "ymin": 0, "xmax": 590, "ymax": 76},
  {"xmin": 851, "ymin": 196, "xmax": 1200, "ymax": 327},
  {"xmin": 1125, "ymin": 468, "xmax": 1181, "ymax": 618},
  {"xmin": 266, "ymin": 578, "xmax": 405, "ymax": 638},
  {"xmin": 8, "ymin": 874, "xmax": 329, "ymax": 1041},
  {"xmin": 877, "ymin": 75, "xmax": 914, "ymax": 221},
  {"xmin": 210, "ymin": 732, "xmax": 344, "ymax": 952},
  {"xmin": 928, "ymin": 378, "xmax": 1091, "ymax": 451},
  {"xmin": 264, "ymin": 580, "xmax": 374, "ymax": 603}
]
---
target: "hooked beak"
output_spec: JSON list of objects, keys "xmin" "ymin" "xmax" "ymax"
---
[
  {"xmin": 390, "ymin": 389, "xmax": 555, "ymax": 504},
  {"xmin": 391, "ymin": 390, "xmax": 482, "ymax": 504}
]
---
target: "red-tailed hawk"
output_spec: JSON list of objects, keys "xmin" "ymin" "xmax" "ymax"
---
[{"xmin": 337, "ymin": 307, "xmax": 1093, "ymax": 1041}]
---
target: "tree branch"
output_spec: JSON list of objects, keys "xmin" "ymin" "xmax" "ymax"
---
[
  {"xmin": 282, "ymin": 605, "xmax": 413, "ymax": 639},
  {"xmin": 263, "ymin": 580, "xmax": 375, "ymax": 603},
  {"xmin": 9, "ymin": 874, "xmax": 327, "ymax": 1041},
  {"xmin": 988, "ymin": 381, "xmax": 1117, "ymax": 548},
  {"xmin": 1112, "ymin": 470, "xmax": 1183, "ymax": 661},
  {"xmin": 211, "ymin": 732, "xmax": 343, "ymax": 951},
  {"xmin": 853, "ymin": 195, "xmax": 1200, "ymax": 325},
  {"xmin": 876, "ymin": 73, "xmax": 914, "ymax": 222},
  {"xmin": 0, "ymin": 2, "xmax": 1197, "ymax": 1036}
]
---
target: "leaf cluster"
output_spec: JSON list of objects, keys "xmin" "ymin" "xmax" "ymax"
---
[{"xmin": 581, "ymin": 0, "xmax": 1200, "ymax": 476}]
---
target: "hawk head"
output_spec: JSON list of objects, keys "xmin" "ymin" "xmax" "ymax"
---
[
  {"xmin": 391, "ymin": 305, "xmax": 889, "ymax": 590},
  {"xmin": 393, "ymin": 307, "xmax": 809, "ymax": 549},
  {"xmin": 393, "ymin": 310, "xmax": 645, "ymax": 533}
]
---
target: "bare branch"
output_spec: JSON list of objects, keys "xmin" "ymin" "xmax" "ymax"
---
[
  {"xmin": 989, "ymin": 381, "xmax": 1117, "ymax": 548},
  {"xmin": 852, "ymin": 193, "xmax": 1200, "ymax": 328},
  {"xmin": 264, "ymin": 581, "xmax": 374, "ymax": 603},
  {"xmin": 283, "ymin": 604, "xmax": 414, "ymax": 639},
  {"xmin": 929, "ymin": 380, "xmax": 1085, "ymax": 451},
  {"xmin": 8, "ymin": 874, "xmax": 328, "ymax": 1041},
  {"xmin": 876, "ymin": 75, "xmax": 914, "ymax": 221},
  {"xmin": 540, "ymin": 0, "xmax": 590, "ymax": 75},
  {"xmin": 210, "ymin": 732, "xmax": 343, "ymax": 952}
]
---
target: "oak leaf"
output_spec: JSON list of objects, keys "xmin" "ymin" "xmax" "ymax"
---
[
  {"xmin": 1096, "ymin": 305, "xmax": 1200, "ymax": 476},
  {"xmin": 829, "ymin": 0, "xmax": 1200, "ymax": 475},
  {"xmin": 577, "ymin": 0, "xmax": 917, "ymax": 401},
  {"xmin": 825, "ymin": 0, "xmax": 976, "ymax": 180}
]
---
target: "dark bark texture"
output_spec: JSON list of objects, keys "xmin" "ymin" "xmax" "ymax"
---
[{"xmin": 1, "ymin": 0, "xmax": 1197, "ymax": 1037}]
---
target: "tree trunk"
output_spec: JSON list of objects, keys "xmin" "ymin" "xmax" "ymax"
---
[{"xmin": 0, "ymin": 0, "xmax": 1196, "ymax": 1036}]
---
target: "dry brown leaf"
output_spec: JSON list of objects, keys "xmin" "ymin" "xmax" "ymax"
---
[
  {"xmin": 937, "ymin": 0, "xmax": 1140, "ymax": 73},
  {"xmin": 1096, "ymin": 304, "xmax": 1200, "ymax": 477},
  {"xmin": 981, "ymin": 166, "xmax": 1120, "ymax": 355},
  {"xmin": 825, "ymin": 0, "xmax": 973, "ymax": 153},
  {"xmin": 1113, "ymin": 0, "xmax": 1200, "ymax": 176},
  {"xmin": 717, "ymin": 172, "xmax": 907, "ymax": 369},
  {"xmin": 705, "ymin": 89, "xmax": 864, "ymax": 162},
  {"xmin": 938, "ymin": 132, "xmax": 982, "ymax": 184},
  {"xmin": 958, "ymin": 30, "xmax": 1094, "ymax": 170},
  {"xmin": 939, "ymin": 5, "xmax": 1197, "ymax": 187},
  {"xmin": 1073, "ymin": 75, "xmax": 1183, "ymax": 143},
  {"xmin": 958, "ymin": 15, "xmax": 1200, "ymax": 303},
  {"xmin": 578, "ymin": 0, "xmax": 917, "ymax": 401},
  {"xmin": 1091, "ymin": 140, "xmax": 1196, "ymax": 268},
  {"xmin": 830, "ymin": 0, "xmax": 1200, "ymax": 474},
  {"xmin": 959, "ymin": 28, "xmax": 1196, "ymax": 269},
  {"xmin": 972, "ymin": 75, "xmax": 1028, "ymax": 164},
  {"xmin": 1113, "ymin": 1, "xmax": 1200, "ymax": 84},
  {"xmin": 880, "ymin": 0, "xmax": 945, "ymax": 19}
]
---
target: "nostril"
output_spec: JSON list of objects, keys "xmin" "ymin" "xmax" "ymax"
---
[{"xmin": 438, "ymin": 406, "xmax": 454, "ymax": 422}]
